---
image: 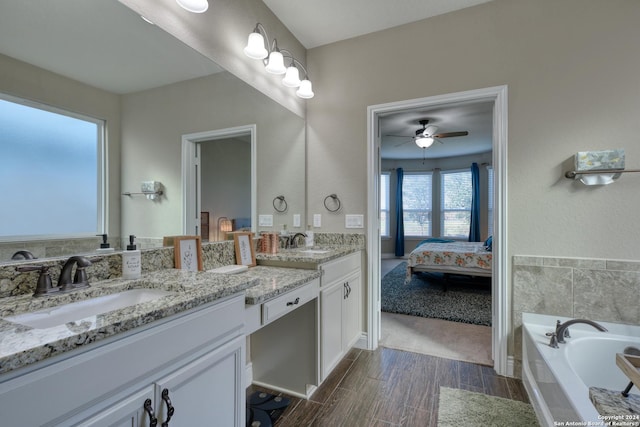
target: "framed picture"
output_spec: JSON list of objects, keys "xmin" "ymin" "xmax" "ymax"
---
[
  {"xmin": 233, "ymin": 232, "xmax": 256, "ymax": 267},
  {"xmin": 174, "ymin": 236, "xmax": 203, "ymax": 271}
]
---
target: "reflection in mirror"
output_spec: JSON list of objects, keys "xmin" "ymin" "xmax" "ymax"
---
[{"xmin": 0, "ymin": 0, "xmax": 305, "ymax": 263}]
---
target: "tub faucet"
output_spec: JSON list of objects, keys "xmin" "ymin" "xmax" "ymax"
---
[
  {"xmin": 58, "ymin": 256, "xmax": 92, "ymax": 292},
  {"xmin": 548, "ymin": 318, "xmax": 608, "ymax": 348}
]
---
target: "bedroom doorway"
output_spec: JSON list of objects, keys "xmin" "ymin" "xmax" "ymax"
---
[{"xmin": 366, "ymin": 86, "xmax": 509, "ymax": 375}]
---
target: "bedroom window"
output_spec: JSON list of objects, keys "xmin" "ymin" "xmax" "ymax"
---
[
  {"xmin": 441, "ymin": 169, "xmax": 472, "ymax": 238},
  {"xmin": 380, "ymin": 172, "xmax": 390, "ymax": 237},
  {"xmin": 0, "ymin": 94, "xmax": 106, "ymax": 240},
  {"xmin": 402, "ymin": 172, "xmax": 432, "ymax": 236}
]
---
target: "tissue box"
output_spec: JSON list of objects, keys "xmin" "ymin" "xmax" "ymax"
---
[{"xmin": 575, "ymin": 149, "xmax": 625, "ymax": 171}]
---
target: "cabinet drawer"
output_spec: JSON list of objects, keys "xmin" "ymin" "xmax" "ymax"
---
[
  {"xmin": 320, "ymin": 251, "xmax": 360, "ymax": 286},
  {"xmin": 262, "ymin": 278, "xmax": 319, "ymax": 325}
]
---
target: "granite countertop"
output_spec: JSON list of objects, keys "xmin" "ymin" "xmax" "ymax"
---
[
  {"xmin": 0, "ymin": 265, "xmax": 315, "ymax": 376},
  {"xmin": 242, "ymin": 266, "xmax": 321, "ymax": 305},
  {"xmin": 256, "ymin": 245, "xmax": 360, "ymax": 268}
]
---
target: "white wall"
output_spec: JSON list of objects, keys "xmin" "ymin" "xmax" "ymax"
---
[
  {"xmin": 306, "ymin": 0, "xmax": 640, "ymax": 261},
  {"xmin": 120, "ymin": 71, "xmax": 305, "ymax": 241}
]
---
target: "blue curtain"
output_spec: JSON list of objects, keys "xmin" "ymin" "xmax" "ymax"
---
[
  {"xmin": 395, "ymin": 168, "xmax": 405, "ymax": 256},
  {"xmin": 469, "ymin": 162, "xmax": 481, "ymax": 242}
]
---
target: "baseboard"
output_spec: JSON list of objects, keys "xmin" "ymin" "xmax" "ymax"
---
[
  {"xmin": 354, "ymin": 333, "xmax": 368, "ymax": 350},
  {"xmin": 506, "ymin": 356, "xmax": 515, "ymax": 377}
]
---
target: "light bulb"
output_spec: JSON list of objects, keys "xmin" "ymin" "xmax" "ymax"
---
[
  {"xmin": 243, "ymin": 32, "xmax": 268, "ymax": 59},
  {"xmin": 415, "ymin": 136, "xmax": 434, "ymax": 148},
  {"xmin": 176, "ymin": 0, "xmax": 208, "ymax": 13},
  {"xmin": 265, "ymin": 51, "xmax": 286, "ymax": 75},
  {"xmin": 282, "ymin": 66, "xmax": 301, "ymax": 87},
  {"xmin": 296, "ymin": 79, "xmax": 314, "ymax": 99}
]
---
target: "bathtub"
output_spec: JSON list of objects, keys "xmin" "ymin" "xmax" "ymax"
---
[{"xmin": 522, "ymin": 313, "xmax": 640, "ymax": 426}]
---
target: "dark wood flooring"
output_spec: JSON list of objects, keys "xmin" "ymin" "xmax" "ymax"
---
[{"xmin": 247, "ymin": 346, "xmax": 529, "ymax": 427}]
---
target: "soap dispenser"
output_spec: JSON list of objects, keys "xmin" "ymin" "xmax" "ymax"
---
[
  {"xmin": 122, "ymin": 235, "xmax": 141, "ymax": 279},
  {"xmin": 305, "ymin": 225, "xmax": 315, "ymax": 247},
  {"xmin": 96, "ymin": 234, "xmax": 114, "ymax": 253}
]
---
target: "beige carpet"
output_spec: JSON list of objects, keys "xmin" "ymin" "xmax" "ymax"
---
[
  {"xmin": 380, "ymin": 311, "xmax": 493, "ymax": 366},
  {"xmin": 438, "ymin": 387, "xmax": 539, "ymax": 427}
]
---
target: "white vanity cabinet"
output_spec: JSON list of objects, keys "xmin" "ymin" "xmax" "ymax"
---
[
  {"xmin": 319, "ymin": 251, "xmax": 362, "ymax": 381},
  {"xmin": 0, "ymin": 294, "xmax": 246, "ymax": 427}
]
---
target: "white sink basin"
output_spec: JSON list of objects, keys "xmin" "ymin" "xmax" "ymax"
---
[
  {"xmin": 4, "ymin": 289, "xmax": 174, "ymax": 329},
  {"xmin": 298, "ymin": 250, "xmax": 330, "ymax": 254}
]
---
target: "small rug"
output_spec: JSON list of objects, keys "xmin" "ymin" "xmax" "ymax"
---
[
  {"xmin": 246, "ymin": 391, "xmax": 290, "ymax": 427},
  {"xmin": 438, "ymin": 387, "xmax": 539, "ymax": 427},
  {"xmin": 382, "ymin": 262, "xmax": 491, "ymax": 326}
]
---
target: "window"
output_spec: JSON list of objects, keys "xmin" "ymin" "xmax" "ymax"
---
[
  {"xmin": 402, "ymin": 172, "xmax": 432, "ymax": 236},
  {"xmin": 380, "ymin": 173, "xmax": 390, "ymax": 237},
  {"xmin": 0, "ymin": 95, "xmax": 105, "ymax": 240},
  {"xmin": 487, "ymin": 166, "xmax": 494, "ymax": 237},
  {"xmin": 441, "ymin": 169, "xmax": 472, "ymax": 238}
]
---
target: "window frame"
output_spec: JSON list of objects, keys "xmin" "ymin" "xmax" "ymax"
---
[
  {"xmin": 380, "ymin": 172, "xmax": 390, "ymax": 238},
  {"xmin": 0, "ymin": 93, "xmax": 107, "ymax": 242},
  {"xmin": 401, "ymin": 171, "xmax": 433, "ymax": 238},
  {"xmin": 440, "ymin": 168, "xmax": 472, "ymax": 239}
]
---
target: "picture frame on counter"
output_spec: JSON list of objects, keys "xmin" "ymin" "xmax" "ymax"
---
[
  {"xmin": 173, "ymin": 235, "xmax": 203, "ymax": 271},
  {"xmin": 234, "ymin": 232, "xmax": 256, "ymax": 267}
]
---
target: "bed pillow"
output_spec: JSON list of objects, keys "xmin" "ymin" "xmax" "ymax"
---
[
  {"xmin": 417, "ymin": 238, "xmax": 455, "ymax": 246},
  {"xmin": 484, "ymin": 236, "xmax": 493, "ymax": 252}
]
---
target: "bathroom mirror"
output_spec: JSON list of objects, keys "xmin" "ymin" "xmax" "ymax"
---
[{"xmin": 0, "ymin": 0, "xmax": 305, "ymax": 262}]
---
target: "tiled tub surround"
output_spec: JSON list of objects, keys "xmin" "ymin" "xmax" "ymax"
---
[{"xmin": 512, "ymin": 255, "xmax": 640, "ymax": 377}]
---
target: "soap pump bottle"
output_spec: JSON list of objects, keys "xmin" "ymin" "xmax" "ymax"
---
[
  {"xmin": 122, "ymin": 235, "xmax": 141, "ymax": 280},
  {"xmin": 96, "ymin": 234, "xmax": 114, "ymax": 253},
  {"xmin": 305, "ymin": 225, "xmax": 315, "ymax": 247}
]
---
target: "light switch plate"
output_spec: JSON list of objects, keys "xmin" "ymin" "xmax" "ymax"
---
[
  {"xmin": 259, "ymin": 214, "xmax": 273, "ymax": 227},
  {"xmin": 293, "ymin": 214, "xmax": 301, "ymax": 227},
  {"xmin": 313, "ymin": 214, "xmax": 321, "ymax": 228},
  {"xmin": 345, "ymin": 214, "xmax": 364, "ymax": 228}
]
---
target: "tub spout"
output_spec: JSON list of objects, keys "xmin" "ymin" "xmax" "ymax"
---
[{"xmin": 551, "ymin": 319, "xmax": 608, "ymax": 346}]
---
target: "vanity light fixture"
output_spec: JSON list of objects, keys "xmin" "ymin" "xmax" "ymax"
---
[
  {"xmin": 176, "ymin": 0, "xmax": 209, "ymax": 13},
  {"xmin": 243, "ymin": 23, "xmax": 314, "ymax": 99}
]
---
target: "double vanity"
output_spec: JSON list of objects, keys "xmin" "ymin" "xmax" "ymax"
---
[{"xmin": 0, "ymin": 244, "xmax": 363, "ymax": 426}]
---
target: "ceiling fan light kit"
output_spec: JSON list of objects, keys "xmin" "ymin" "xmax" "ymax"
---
[
  {"xmin": 415, "ymin": 136, "xmax": 435, "ymax": 148},
  {"xmin": 243, "ymin": 23, "xmax": 314, "ymax": 99}
]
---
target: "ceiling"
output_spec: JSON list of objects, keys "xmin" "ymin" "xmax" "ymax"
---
[
  {"xmin": 0, "ymin": 0, "xmax": 222, "ymax": 94},
  {"xmin": 0, "ymin": 0, "xmax": 494, "ymax": 159},
  {"xmin": 380, "ymin": 101, "xmax": 493, "ymax": 160},
  {"xmin": 261, "ymin": 0, "xmax": 494, "ymax": 49}
]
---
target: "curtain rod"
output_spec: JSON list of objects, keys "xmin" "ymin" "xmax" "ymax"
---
[{"xmin": 383, "ymin": 162, "xmax": 491, "ymax": 173}]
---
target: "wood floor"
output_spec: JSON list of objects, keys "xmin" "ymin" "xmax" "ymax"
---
[{"xmin": 247, "ymin": 346, "xmax": 529, "ymax": 427}]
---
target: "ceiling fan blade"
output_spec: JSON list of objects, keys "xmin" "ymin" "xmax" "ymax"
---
[
  {"xmin": 393, "ymin": 139, "xmax": 414, "ymax": 147},
  {"xmin": 433, "ymin": 131, "xmax": 469, "ymax": 138}
]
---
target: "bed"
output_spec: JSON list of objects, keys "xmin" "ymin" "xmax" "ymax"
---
[{"xmin": 406, "ymin": 239, "xmax": 492, "ymax": 289}]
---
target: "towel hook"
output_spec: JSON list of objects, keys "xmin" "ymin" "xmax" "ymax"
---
[
  {"xmin": 323, "ymin": 194, "xmax": 341, "ymax": 212},
  {"xmin": 273, "ymin": 195, "xmax": 288, "ymax": 212}
]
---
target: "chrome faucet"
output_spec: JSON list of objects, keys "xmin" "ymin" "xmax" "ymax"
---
[
  {"xmin": 548, "ymin": 318, "xmax": 608, "ymax": 348},
  {"xmin": 58, "ymin": 256, "xmax": 92, "ymax": 292}
]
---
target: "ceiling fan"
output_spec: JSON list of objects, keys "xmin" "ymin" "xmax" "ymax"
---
[{"xmin": 389, "ymin": 119, "xmax": 469, "ymax": 148}]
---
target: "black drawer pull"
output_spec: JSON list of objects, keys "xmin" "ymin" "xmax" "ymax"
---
[
  {"xmin": 287, "ymin": 297, "xmax": 300, "ymax": 306},
  {"xmin": 144, "ymin": 399, "xmax": 158, "ymax": 427},
  {"xmin": 161, "ymin": 388, "xmax": 175, "ymax": 427}
]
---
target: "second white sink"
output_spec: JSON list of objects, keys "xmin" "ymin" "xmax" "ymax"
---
[{"xmin": 4, "ymin": 289, "xmax": 175, "ymax": 329}]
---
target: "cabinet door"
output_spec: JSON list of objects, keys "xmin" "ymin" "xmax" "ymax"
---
[
  {"xmin": 320, "ymin": 282, "xmax": 344, "ymax": 381},
  {"xmin": 154, "ymin": 335, "xmax": 245, "ymax": 427},
  {"xmin": 342, "ymin": 271, "xmax": 361, "ymax": 351},
  {"xmin": 75, "ymin": 386, "xmax": 155, "ymax": 427}
]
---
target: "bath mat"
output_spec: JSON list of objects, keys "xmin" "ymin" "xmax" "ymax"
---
[
  {"xmin": 246, "ymin": 391, "xmax": 291, "ymax": 427},
  {"xmin": 382, "ymin": 262, "xmax": 491, "ymax": 326},
  {"xmin": 437, "ymin": 387, "xmax": 538, "ymax": 427}
]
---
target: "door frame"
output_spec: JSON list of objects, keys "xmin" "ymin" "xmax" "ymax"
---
[
  {"xmin": 181, "ymin": 125, "xmax": 257, "ymax": 237},
  {"xmin": 366, "ymin": 85, "xmax": 509, "ymax": 376}
]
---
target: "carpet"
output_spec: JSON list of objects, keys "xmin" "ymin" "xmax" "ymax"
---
[
  {"xmin": 381, "ymin": 262, "xmax": 491, "ymax": 326},
  {"xmin": 438, "ymin": 387, "xmax": 539, "ymax": 427}
]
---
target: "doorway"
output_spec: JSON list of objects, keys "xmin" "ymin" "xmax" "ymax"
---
[
  {"xmin": 181, "ymin": 125, "xmax": 257, "ymax": 238},
  {"xmin": 366, "ymin": 86, "xmax": 509, "ymax": 376}
]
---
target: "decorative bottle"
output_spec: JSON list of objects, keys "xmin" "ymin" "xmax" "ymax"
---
[{"xmin": 122, "ymin": 235, "xmax": 141, "ymax": 280}]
